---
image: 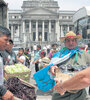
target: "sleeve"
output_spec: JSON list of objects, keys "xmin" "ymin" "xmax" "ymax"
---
[
  {"xmin": 83, "ymin": 51, "xmax": 90, "ymax": 65},
  {"xmin": 20, "ymin": 56, "xmax": 26, "ymax": 60},
  {"xmin": 34, "ymin": 51, "xmax": 40, "ymax": 61},
  {"xmin": 86, "ymin": 52, "xmax": 90, "ymax": 65},
  {"xmin": 0, "ymin": 85, "xmax": 7, "ymax": 96},
  {"xmin": 39, "ymin": 59, "xmax": 42, "ymax": 63}
]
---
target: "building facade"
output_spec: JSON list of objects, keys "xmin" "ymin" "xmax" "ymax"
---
[
  {"xmin": 0, "ymin": 0, "xmax": 8, "ymax": 27},
  {"xmin": 73, "ymin": 6, "xmax": 90, "ymax": 45},
  {"xmin": 8, "ymin": 0, "xmax": 75, "ymax": 48}
]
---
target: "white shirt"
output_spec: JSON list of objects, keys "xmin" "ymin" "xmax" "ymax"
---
[{"xmin": 18, "ymin": 55, "xmax": 26, "ymax": 65}]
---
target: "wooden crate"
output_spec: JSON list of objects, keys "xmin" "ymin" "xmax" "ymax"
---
[
  {"xmin": 14, "ymin": 96, "xmax": 22, "ymax": 100},
  {"xmin": 4, "ymin": 70, "xmax": 31, "ymax": 82},
  {"xmin": 13, "ymin": 79, "xmax": 36, "ymax": 100}
]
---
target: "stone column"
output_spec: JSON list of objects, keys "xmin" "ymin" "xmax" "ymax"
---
[
  {"xmin": 68, "ymin": 25, "xmax": 69, "ymax": 31},
  {"xmin": 22, "ymin": 21, "xmax": 26, "ymax": 48},
  {"xmin": 29, "ymin": 20, "xmax": 31, "ymax": 33},
  {"xmin": 29, "ymin": 20, "xmax": 31, "ymax": 41},
  {"xmin": 49, "ymin": 20, "xmax": 51, "ymax": 41},
  {"xmin": 42, "ymin": 20, "xmax": 44, "ymax": 41},
  {"xmin": 24, "ymin": 33, "xmax": 27, "ymax": 48},
  {"xmin": 22, "ymin": 21, "xmax": 25, "ymax": 33},
  {"xmin": 11, "ymin": 25, "xmax": 13, "ymax": 39},
  {"xmin": 55, "ymin": 20, "xmax": 60, "ymax": 41},
  {"xmin": 17, "ymin": 24, "xmax": 19, "ymax": 37},
  {"xmin": 60, "ymin": 25, "xmax": 64, "ymax": 37},
  {"xmin": 36, "ymin": 20, "xmax": 38, "ymax": 41}
]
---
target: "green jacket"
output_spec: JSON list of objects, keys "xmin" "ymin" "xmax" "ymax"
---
[{"xmin": 52, "ymin": 50, "xmax": 90, "ymax": 100}]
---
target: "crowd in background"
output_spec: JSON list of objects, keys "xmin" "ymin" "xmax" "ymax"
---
[{"xmin": 3, "ymin": 40, "xmax": 89, "ymax": 71}]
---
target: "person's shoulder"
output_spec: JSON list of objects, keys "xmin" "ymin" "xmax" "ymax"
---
[
  {"xmin": 43, "ymin": 56, "xmax": 50, "ymax": 60},
  {"xmin": 81, "ymin": 50, "xmax": 89, "ymax": 54},
  {"xmin": 27, "ymin": 53, "xmax": 31, "ymax": 57},
  {"xmin": 20, "ymin": 55, "xmax": 25, "ymax": 59},
  {"xmin": 11, "ymin": 50, "xmax": 16, "ymax": 55},
  {"xmin": 3, "ymin": 50, "xmax": 9, "ymax": 57},
  {"xmin": 42, "ymin": 57, "xmax": 50, "ymax": 63},
  {"xmin": 80, "ymin": 50, "xmax": 90, "ymax": 57}
]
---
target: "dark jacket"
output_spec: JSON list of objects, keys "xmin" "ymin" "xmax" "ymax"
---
[
  {"xmin": 24, "ymin": 53, "xmax": 31, "ymax": 66},
  {"xmin": 0, "ymin": 86, "xmax": 7, "ymax": 96}
]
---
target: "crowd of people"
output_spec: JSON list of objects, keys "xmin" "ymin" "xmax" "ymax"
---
[{"xmin": 0, "ymin": 25, "xmax": 90, "ymax": 100}]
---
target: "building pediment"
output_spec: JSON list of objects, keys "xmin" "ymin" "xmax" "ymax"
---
[{"xmin": 22, "ymin": 7, "xmax": 58, "ymax": 16}]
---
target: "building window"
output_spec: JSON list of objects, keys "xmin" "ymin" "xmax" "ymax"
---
[
  {"xmin": 32, "ymin": 20, "xmax": 36, "ymax": 28},
  {"xmin": 14, "ymin": 16, "xmax": 17, "ymax": 19},
  {"xmin": 68, "ymin": 16, "xmax": 72, "ymax": 19},
  {"xmin": 25, "ymin": 20, "xmax": 29, "ymax": 32},
  {"xmin": 33, "ymin": 32, "xmax": 36, "ymax": 41},
  {"xmin": 38, "ymin": 20, "xmax": 42, "ymax": 28},
  {"xmin": 33, "ymin": 25, "xmax": 36, "ymax": 28},
  {"xmin": 69, "ymin": 26, "xmax": 73, "ymax": 31},
  {"xmin": 45, "ymin": 32, "xmax": 47, "ymax": 41},
  {"xmin": 38, "ymin": 24, "xmax": 42, "ymax": 28},
  {"xmin": 45, "ymin": 25, "xmax": 48, "ymax": 28},
  {"xmin": 62, "ymin": 16, "xmax": 67, "ymax": 19},
  {"xmin": 63, "ymin": 25, "xmax": 67, "ymax": 34},
  {"xmin": 51, "ymin": 24, "xmax": 54, "ymax": 28},
  {"xmin": 45, "ymin": 20, "xmax": 49, "ymax": 29}
]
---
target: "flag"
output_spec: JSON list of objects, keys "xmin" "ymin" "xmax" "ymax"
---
[{"xmin": 33, "ymin": 47, "xmax": 81, "ymax": 91}]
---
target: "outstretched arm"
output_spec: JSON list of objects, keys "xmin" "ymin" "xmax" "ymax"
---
[
  {"xmin": 62, "ymin": 67, "xmax": 90, "ymax": 90},
  {"xmin": 54, "ymin": 67, "xmax": 90, "ymax": 95}
]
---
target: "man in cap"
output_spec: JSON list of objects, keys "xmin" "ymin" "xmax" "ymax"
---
[
  {"xmin": 0, "ymin": 26, "xmax": 14, "ymax": 100},
  {"xmin": 50, "ymin": 31, "xmax": 90, "ymax": 100}
]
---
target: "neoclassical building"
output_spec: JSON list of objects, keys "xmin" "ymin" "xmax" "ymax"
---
[{"xmin": 8, "ymin": 0, "xmax": 75, "ymax": 48}]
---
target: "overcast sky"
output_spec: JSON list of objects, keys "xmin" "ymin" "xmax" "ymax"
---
[{"xmin": 4, "ymin": 0, "xmax": 90, "ymax": 11}]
